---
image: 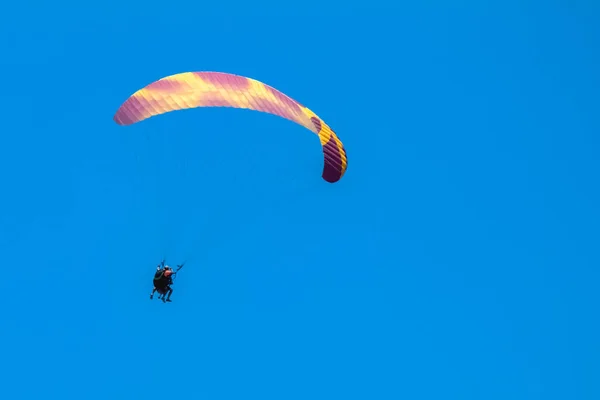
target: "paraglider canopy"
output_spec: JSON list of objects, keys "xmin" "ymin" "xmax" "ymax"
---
[{"xmin": 113, "ymin": 71, "xmax": 348, "ymax": 183}]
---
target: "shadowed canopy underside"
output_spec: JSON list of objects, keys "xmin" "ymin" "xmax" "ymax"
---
[{"xmin": 113, "ymin": 71, "xmax": 348, "ymax": 183}]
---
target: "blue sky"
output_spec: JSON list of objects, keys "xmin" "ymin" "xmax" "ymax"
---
[{"xmin": 1, "ymin": 1, "xmax": 598, "ymax": 399}]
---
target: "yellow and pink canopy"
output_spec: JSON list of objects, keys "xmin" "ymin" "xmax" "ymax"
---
[{"xmin": 113, "ymin": 71, "xmax": 348, "ymax": 183}]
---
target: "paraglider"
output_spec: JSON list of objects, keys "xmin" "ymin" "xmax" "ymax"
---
[
  {"xmin": 150, "ymin": 260, "xmax": 184, "ymax": 303},
  {"xmin": 113, "ymin": 71, "xmax": 348, "ymax": 183},
  {"xmin": 116, "ymin": 72, "xmax": 347, "ymax": 302}
]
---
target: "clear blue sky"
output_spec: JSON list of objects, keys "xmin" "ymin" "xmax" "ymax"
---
[{"xmin": 1, "ymin": 1, "xmax": 598, "ymax": 399}]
